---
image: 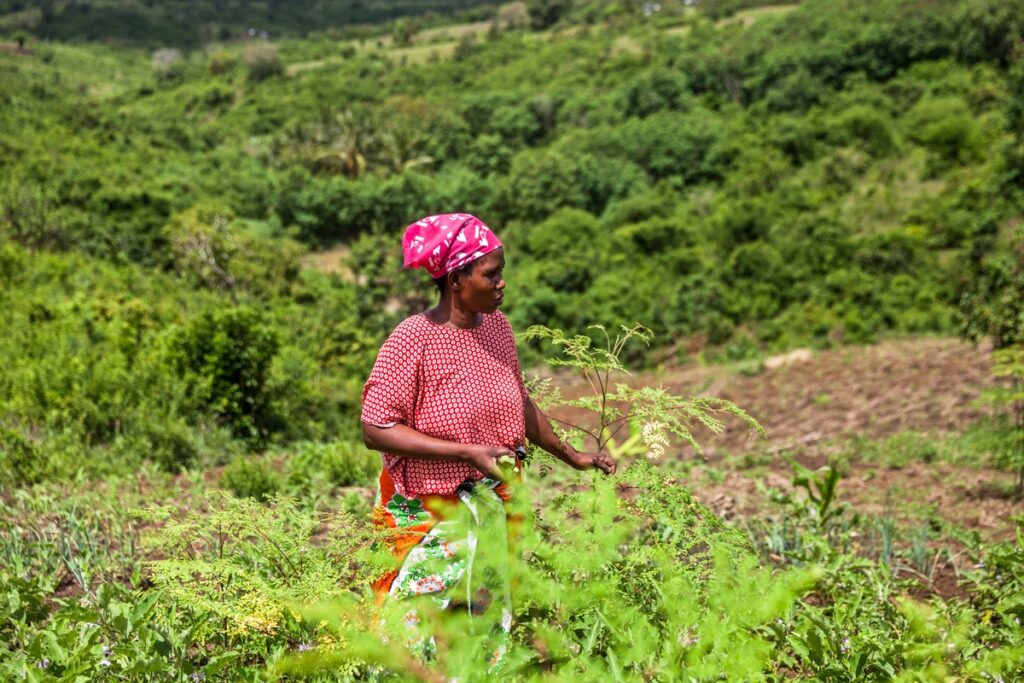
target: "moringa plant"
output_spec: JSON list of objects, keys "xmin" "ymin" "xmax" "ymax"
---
[{"xmin": 521, "ymin": 323, "xmax": 765, "ymax": 462}]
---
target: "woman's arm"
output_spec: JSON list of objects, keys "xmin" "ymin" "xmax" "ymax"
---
[
  {"xmin": 361, "ymin": 422, "xmax": 513, "ymax": 481},
  {"xmin": 523, "ymin": 397, "xmax": 616, "ymax": 475}
]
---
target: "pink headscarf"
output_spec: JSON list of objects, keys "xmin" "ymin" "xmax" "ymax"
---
[{"xmin": 402, "ymin": 213, "xmax": 503, "ymax": 279}]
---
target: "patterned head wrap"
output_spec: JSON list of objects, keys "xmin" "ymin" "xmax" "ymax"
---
[{"xmin": 402, "ymin": 213, "xmax": 503, "ymax": 279}]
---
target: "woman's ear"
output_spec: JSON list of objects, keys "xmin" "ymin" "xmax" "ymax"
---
[{"xmin": 448, "ymin": 271, "xmax": 462, "ymax": 291}]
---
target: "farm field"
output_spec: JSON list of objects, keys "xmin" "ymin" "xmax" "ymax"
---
[
  {"xmin": 2, "ymin": 333, "xmax": 1022, "ymax": 679},
  {"xmin": 3, "ymin": 0, "xmax": 1024, "ymax": 679}
]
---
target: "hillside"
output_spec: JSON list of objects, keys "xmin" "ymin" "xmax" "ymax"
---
[
  {"xmin": 3, "ymin": 1, "xmax": 1024, "ymax": 679},
  {"xmin": 0, "ymin": 0, "xmax": 504, "ymax": 46},
  {"xmin": 2, "ymin": 0, "xmax": 1022, "ymax": 485}
]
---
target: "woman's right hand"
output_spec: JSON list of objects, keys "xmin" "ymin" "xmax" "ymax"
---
[{"xmin": 463, "ymin": 444, "xmax": 516, "ymax": 481}]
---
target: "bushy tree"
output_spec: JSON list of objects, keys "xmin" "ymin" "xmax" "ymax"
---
[
  {"xmin": 169, "ymin": 307, "xmax": 280, "ymax": 445},
  {"xmin": 959, "ymin": 227, "xmax": 1024, "ymax": 349}
]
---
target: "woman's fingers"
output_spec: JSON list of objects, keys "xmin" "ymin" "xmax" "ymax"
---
[
  {"xmin": 593, "ymin": 453, "xmax": 616, "ymax": 475},
  {"xmin": 485, "ymin": 446, "xmax": 514, "ymax": 480}
]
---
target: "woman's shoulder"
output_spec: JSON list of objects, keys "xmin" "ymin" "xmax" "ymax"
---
[
  {"xmin": 487, "ymin": 310, "xmax": 514, "ymax": 331},
  {"xmin": 394, "ymin": 312, "xmax": 429, "ymax": 332},
  {"xmin": 484, "ymin": 310, "xmax": 517, "ymax": 342},
  {"xmin": 384, "ymin": 314, "xmax": 431, "ymax": 347}
]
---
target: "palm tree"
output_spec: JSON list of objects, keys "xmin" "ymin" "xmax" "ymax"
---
[
  {"xmin": 276, "ymin": 108, "xmax": 376, "ymax": 179},
  {"xmin": 376, "ymin": 124, "xmax": 433, "ymax": 174}
]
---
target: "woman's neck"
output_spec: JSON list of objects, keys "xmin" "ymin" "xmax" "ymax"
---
[{"xmin": 425, "ymin": 294, "xmax": 482, "ymax": 329}]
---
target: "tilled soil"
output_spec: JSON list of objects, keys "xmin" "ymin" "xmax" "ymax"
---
[
  {"xmin": 665, "ymin": 336, "xmax": 996, "ymax": 456},
  {"xmin": 541, "ymin": 336, "xmax": 1023, "ymax": 542}
]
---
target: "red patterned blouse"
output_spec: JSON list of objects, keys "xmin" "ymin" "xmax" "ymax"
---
[{"xmin": 361, "ymin": 311, "xmax": 529, "ymax": 496}]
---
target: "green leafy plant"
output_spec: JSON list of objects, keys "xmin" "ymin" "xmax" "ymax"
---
[
  {"xmin": 220, "ymin": 455, "xmax": 282, "ymax": 501},
  {"xmin": 522, "ymin": 323, "xmax": 764, "ymax": 462},
  {"xmin": 168, "ymin": 306, "xmax": 280, "ymax": 445},
  {"xmin": 288, "ymin": 460, "xmax": 819, "ymax": 682},
  {"xmin": 143, "ymin": 491, "xmax": 385, "ymax": 649},
  {"xmin": 791, "ymin": 462, "xmax": 846, "ymax": 528},
  {"xmin": 285, "ymin": 439, "xmax": 378, "ymax": 496}
]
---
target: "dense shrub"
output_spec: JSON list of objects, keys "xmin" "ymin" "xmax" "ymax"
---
[
  {"xmin": 221, "ymin": 455, "xmax": 282, "ymax": 501},
  {"xmin": 0, "ymin": 0, "xmax": 1022, "ymax": 491},
  {"xmin": 169, "ymin": 307, "xmax": 280, "ymax": 445},
  {"xmin": 905, "ymin": 96, "xmax": 983, "ymax": 165}
]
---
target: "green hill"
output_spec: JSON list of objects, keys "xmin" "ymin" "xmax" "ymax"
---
[
  {"xmin": 0, "ymin": 0, "xmax": 503, "ymax": 46},
  {"xmin": 1, "ymin": 0, "xmax": 1023, "ymax": 481}
]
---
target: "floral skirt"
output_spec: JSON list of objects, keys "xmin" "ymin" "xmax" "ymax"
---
[{"xmin": 371, "ymin": 462, "xmax": 522, "ymax": 665}]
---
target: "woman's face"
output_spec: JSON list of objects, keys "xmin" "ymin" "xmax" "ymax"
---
[{"xmin": 452, "ymin": 249, "xmax": 506, "ymax": 313}]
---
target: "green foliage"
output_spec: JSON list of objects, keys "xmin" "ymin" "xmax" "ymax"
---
[
  {"xmin": 285, "ymin": 440, "xmax": 379, "ymax": 495},
  {"xmin": 292, "ymin": 460, "xmax": 817, "ymax": 682},
  {"xmin": 959, "ymin": 226, "xmax": 1024, "ymax": 349},
  {"xmin": 144, "ymin": 491, "xmax": 382, "ymax": 642},
  {"xmin": 391, "ymin": 17, "xmax": 421, "ymax": 47},
  {"xmin": 164, "ymin": 204, "xmax": 303, "ymax": 297},
  {"xmin": 220, "ymin": 455, "xmax": 282, "ymax": 502},
  {"xmin": 523, "ymin": 323, "xmax": 764, "ymax": 457},
  {"xmin": 904, "ymin": 96, "xmax": 984, "ymax": 169},
  {"xmin": 0, "ymin": 425, "xmax": 49, "ymax": 487},
  {"xmin": 3, "ymin": 0, "xmax": 1020, "ymax": 365},
  {"xmin": 984, "ymin": 345, "xmax": 1024, "ymax": 491},
  {"xmin": 526, "ymin": 0, "xmax": 572, "ymax": 29},
  {"xmin": 168, "ymin": 306, "xmax": 279, "ymax": 445},
  {"xmin": 6, "ymin": 0, "xmax": 507, "ymax": 47},
  {"xmin": 828, "ymin": 105, "xmax": 899, "ymax": 158},
  {"xmin": 2, "ymin": 2, "xmax": 1024, "ymax": 674}
]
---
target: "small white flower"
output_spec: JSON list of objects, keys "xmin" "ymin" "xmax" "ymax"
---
[
  {"xmin": 100, "ymin": 658, "xmax": 112, "ymax": 667},
  {"xmin": 642, "ymin": 421, "xmax": 669, "ymax": 460}
]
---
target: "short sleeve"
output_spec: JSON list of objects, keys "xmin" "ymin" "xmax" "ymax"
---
[{"xmin": 361, "ymin": 321, "xmax": 421, "ymax": 427}]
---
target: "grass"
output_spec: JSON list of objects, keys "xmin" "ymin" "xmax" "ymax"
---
[
  {"xmin": 302, "ymin": 245, "xmax": 352, "ymax": 277},
  {"xmin": 611, "ymin": 34, "xmax": 645, "ymax": 57},
  {"xmin": 388, "ymin": 40, "xmax": 459, "ymax": 65},
  {"xmin": 283, "ymin": 5, "xmax": 798, "ymax": 76},
  {"xmin": 0, "ymin": 41, "xmax": 150, "ymax": 98},
  {"xmin": 416, "ymin": 20, "xmax": 492, "ymax": 43},
  {"xmin": 720, "ymin": 3, "xmax": 799, "ymax": 27},
  {"xmin": 846, "ymin": 422, "xmax": 1009, "ymax": 470}
]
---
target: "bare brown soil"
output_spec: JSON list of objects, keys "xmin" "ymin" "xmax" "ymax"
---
[
  {"xmin": 544, "ymin": 336, "xmax": 1023, "ymax": 544},
  {"xmin": 676, "ymin": 336, "xmax": 995, "ymax": 455},
  {"xmin": 302, "ymin": 245, "xmax": 352, "ymax": 278},
  {"xmin": 0, "ymin": 42, "xmax": 32, "ymax": 55}
]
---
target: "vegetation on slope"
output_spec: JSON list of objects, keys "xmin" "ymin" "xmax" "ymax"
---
[{"xmin": 2, "ymin": 0, "xmax": 1023, "ymax": 482}]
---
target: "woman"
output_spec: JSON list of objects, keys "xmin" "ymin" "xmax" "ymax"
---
[{"xmin": 361, "ymin": 213, "xmax": 614, "ymax": 636}]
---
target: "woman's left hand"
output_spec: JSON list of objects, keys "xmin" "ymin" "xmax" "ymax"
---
[{"xmin": 569, "ymin": 451, "xmax": 616, "ymax": 475}]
